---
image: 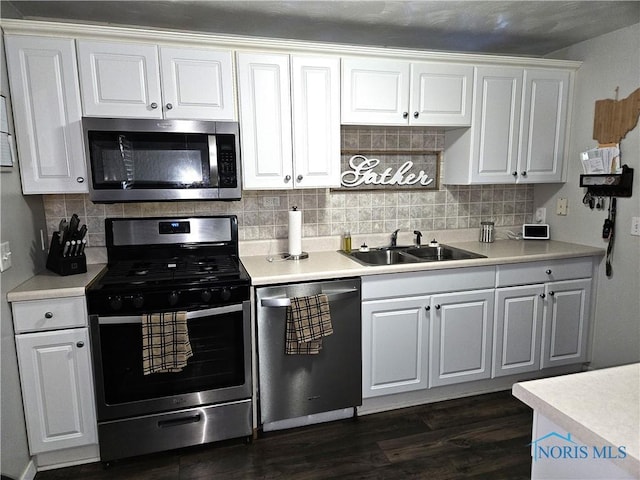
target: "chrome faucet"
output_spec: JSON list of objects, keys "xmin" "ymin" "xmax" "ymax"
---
[
  {"xmin": 414, "ymin": 230, "xmax": 422, "ymax": 247},
  {"xmin": 390, "ymin": 229, "xmax": 400, "ymax": 247}
]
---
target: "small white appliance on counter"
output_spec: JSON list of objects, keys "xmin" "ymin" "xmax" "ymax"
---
[{"xmin": 522, "ymin": 223, "xmax": 550, "ymax": 240}]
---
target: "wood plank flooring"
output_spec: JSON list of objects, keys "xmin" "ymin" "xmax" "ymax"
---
[{"xmin": 35, "ymin": 390, "xmax": 533, "ymax": 480}]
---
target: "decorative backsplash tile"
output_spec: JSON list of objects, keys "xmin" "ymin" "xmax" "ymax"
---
[{"xmin": 42, "ymin": 126, "xmax": 534, "ymax": 247}]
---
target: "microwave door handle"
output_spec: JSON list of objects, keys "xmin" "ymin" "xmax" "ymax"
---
[
  {"xmin": 209, "ymin": 135, "xmax": 218, "ymax": 187},
  {"xmin": 260, "ymin": 288, "xmax": 359, "ymax": 308}
]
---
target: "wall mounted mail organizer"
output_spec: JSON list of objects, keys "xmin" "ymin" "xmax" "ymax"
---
[{"xmin": 580, "ymin": 165, "xmax": 634, "ymax": 197}]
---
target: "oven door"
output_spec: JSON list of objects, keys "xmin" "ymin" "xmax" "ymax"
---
[{"xmin": 90, "ymin": 301, "xmax": 251, "ymax": 421}]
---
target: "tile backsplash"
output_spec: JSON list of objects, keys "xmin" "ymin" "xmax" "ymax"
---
[{"xmin": 43, "ymin": 126, "xmax": 534, "ymax": 247}]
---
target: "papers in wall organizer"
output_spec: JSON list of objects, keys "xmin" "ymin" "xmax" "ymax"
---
[{"xmin": 580, "ymin": 144, "xmax": 621, "ymax": 174}]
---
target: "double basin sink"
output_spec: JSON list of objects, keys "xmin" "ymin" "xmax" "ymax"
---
[{"xmin": 343, "ymin": 244, "xmax": 487, "ymax": 266}]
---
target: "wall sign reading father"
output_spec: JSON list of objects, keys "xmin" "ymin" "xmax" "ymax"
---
[{"xmin": 339, "ymin": 153, "xmax": 439, "ymax": 190}]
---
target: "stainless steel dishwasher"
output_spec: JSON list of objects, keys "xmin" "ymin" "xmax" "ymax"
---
[{"xmin": 256, "ymin": 277, "xmax": 361, "ymax": 431}]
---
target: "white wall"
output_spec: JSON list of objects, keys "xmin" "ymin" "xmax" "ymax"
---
[
  {"xmin": 538, "ymin": 23, "xmax": 640, "ymax": 368},
  {"xmin": 0, "ymin": 33, "xmax": 47, "ymax": 479}
]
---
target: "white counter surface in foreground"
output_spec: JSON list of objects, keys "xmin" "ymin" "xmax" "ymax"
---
[
  {"xmin": 513, "ymin": 363, "xmax": 640, "ymax": 476},
  {"xmin": 241, "ymin": 239, "xmax": 604, "ymax": 285}
]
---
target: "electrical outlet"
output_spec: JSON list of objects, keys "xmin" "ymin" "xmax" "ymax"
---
[
  {"xmin": 631, "ymin": 217, "xmax": 640, "ymax": 236},
  {"xmin": 556, "ymin": 198, "xmax": 568, "ymax": 216},
  {"xmin": 262, "ymin": 197, "xmax": 280, "ymax": 208},
  {"xmin": 535, "ymin": 207, "xmax": 547, "ymax": 223},
  {"xmin": 0, "ymin": 242, "xmax": 12, "ymax": 272}
]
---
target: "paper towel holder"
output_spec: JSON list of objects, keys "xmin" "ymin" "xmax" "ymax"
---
[{"xmin": 282, "ymin": 252, "xmax": 309, "ymax": 260}]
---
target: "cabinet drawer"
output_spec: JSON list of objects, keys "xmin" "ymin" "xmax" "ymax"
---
[
  {"xmin": 496, "ymin": 258, "xmax": 593, "ymax": 287},
  {"xmin": 12, "ymin": 297, "xmax": 88, "ymax": 333},
  {"xmin": 362, "ymin": 266, "xmax": 495, "ymax": 300}
]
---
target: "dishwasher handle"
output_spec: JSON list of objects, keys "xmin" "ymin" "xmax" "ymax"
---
[{"xmin": 260, "ymin": 288, "xmax": 359, "ymax": 308}]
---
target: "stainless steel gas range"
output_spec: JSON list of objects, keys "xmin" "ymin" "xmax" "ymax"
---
[{"xmin": 86, "ymin": 215, "xmax": 251, "ymax": 461}]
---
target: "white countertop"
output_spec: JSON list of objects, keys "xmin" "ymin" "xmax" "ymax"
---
[
  {"xmin": 513, "ymin": 363, "xmax": 640, "ymax": 475},
  {"xmin": 7, "ymin": 264, "xmax": 106, "ymax": 302},
  {"xmin": 241, "ymin": 239, "xmax": 604, "ymax": 285}
]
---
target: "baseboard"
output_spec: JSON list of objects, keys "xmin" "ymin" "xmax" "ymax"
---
[{"xmin": 19, "ymin": 459, "xmax": 36, "ymax": 480}]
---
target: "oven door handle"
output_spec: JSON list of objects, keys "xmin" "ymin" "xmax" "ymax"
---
[
  {"xmin": 96, "ymin": 303, "xmax": 244, "ymax": 324},
  {"xmin": 260, "ymin": 288, "xmax": 359, "ymax": 308}
]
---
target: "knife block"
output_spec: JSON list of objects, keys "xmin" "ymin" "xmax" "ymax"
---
[{"xmin": 46, "ymin": 232, "xmax": 87, "ymax": 276}]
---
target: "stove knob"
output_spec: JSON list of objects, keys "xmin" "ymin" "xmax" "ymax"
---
[
  {"xmin": 168, "ymin": 291, "xmax": 179, "ymax": 306},
  {"xmin": 201, "ymin": 290, "xmax": 212, "ymax": 302},
  {"xmin": 109, "ymin": 295, "xmax": 123, "ymax": 311},
  {"xmin": 132, "ymin": 294, "xmax": 144, "ymax": 309},
  {"xmin": 220, "ymin": 287, "xmax": 232, "ymax": 302}
]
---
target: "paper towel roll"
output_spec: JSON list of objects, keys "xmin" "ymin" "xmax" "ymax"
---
[{"xmin": 288, "ymin": 208, "xmax": 302, "ymax": 256}]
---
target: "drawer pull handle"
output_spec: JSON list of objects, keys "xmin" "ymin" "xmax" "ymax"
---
[
  {"xmin": 545, "ymin": 269, "xmax": 552, "ymax": 275},
  {"xmin": 540, "ymin": 293, "xmax": 546, "ymax": 299},
  {"xmin": 425, "ymin": 305, "xmax": 431, "ymax": 311},
  {"xmin": 548, "ymin": 291, "xmax": 555, "ymax": 296},
  {"xmin": 44, "ymin": 312, "xmax": 53, "ymax": 319},
  {"xmin": 76, "ymin": 341, "xmax": 84, "ymax": 348},
  {"xmin": 435, "ymin": 304, "xmax": 441, "ymax": 310},
  {"xmin": 402, "ymin": 112, "xmax": 409, "ymax": 119}
]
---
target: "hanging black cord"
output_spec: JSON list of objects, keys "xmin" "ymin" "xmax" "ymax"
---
[{"xmin": 605, "ymin": 197, "xmax": 617, "ymax": 277}]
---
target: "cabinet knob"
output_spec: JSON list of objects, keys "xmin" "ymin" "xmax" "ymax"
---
[
  {"xmin": 548, "ymin": 291, "xmax": 555, "ymax": 296},
  {"xmin": 150, "ymin": 102, "xmax": 158, "ymax": 109},
  {"xmin": 435, "ymin": 304, "xmax": 441, "ymax": 310},
  {"xmin": 425, "ymin": 305, "xmax": 431, "ymax": 311},
  {"xmin": 44, "ymin": 312, "xmax": 53, "ymax": 319},
  {"xmin": 521, "ymin": 171, "xmax": 527, "ymax": 177},
  {"xmin": 296, "ymin": 174, "xmax": 303, "ymax": 182},
  {"xmin": 402, "ymin": 112, "xmax": 409, "ymax": 119},
  {"xmin": 540, "ymin": 293, "xmax": 546, "ymax": 299},
  {"xmin": 76, "ymin": 341, "xmax": 85, "ymax": 348},
  {"xmin": 284, "ymin": 175, "xmax": 291, "ymax": 183},
  {"xmin": 413, "ymin": 111, "xmax": 419, "ymax": 119},
  {"xmin": 512, "ymin": 171, "xmax": 518, "ymax": 177},
  {"xmin": 165, "ymin": 103, "xmax": 173, "ymax": 110},
  {"xmin": 545, "ymin": 269, "xmax": 552, "ymax": 275},
  {"xmin": 76, "ymin": 177, "xmax": 85, "ymax": 183}
]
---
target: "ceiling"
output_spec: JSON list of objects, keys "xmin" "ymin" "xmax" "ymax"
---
[{"xmin": 2, "ymin": 1, "xmax": 639, "ymax": 56}]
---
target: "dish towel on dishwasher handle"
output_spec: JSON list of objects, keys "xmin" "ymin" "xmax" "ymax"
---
[
  {"xmin": 142, "ymin": 311, "xmax": 193, "ymax": 374},
  {"xmin": 285, "ymin": 294, "xmax": 333, "ymax": 355}
]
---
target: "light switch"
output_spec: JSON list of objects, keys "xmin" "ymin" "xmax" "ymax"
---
[{"xmin": 0, "ymin": 241, "xmax": 12, "ymax": 272}]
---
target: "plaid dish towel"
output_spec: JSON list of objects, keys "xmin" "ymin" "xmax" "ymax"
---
[
  {"xmin": 142, "ymin": 311, "xmax": 193, "ymax": 375},
  {"xmin": 285, "ymin": 294, "xmax": 333, "ymax": 355}
]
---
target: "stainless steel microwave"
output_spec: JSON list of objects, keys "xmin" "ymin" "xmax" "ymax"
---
[{"xmin": 83, "ymin": 118, "xmax": 241, "ymax": 203}]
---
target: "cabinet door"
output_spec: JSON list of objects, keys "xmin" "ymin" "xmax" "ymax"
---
[
  {"xmin": 159, "ymin": 47, "xmax": 235, "ymax": 120},
  {"xmin": 237, "ymin": 53, "xmax": 293, "ymax": 189},
  {"xmin": 429, "ymin": 289, "xmax": 494, "ymax": 387},
  {"xmin": 291, "ymin": 55, "xmax": 341, "ymax": 188},
  {"xmin": 362, "ymin": 297, "xmax": 429, "ymax": 398},
  {"xmin": 493, "ymin": 285, "xmax": 544, "ymax": 377},
  {"xmin": 341, "ymin": 58, "xmax": 410, "ymax": 125},
  {"xmin": 518, "ymin": 69, "xmax": 570, "ymax": 183},
  {"xmin": 77, "ymin": 40, "xmax": 162, "ymax": 118},
  {"xmin": 410, "ymin": 63, "xmax": 473, "ymax": 126},
  {"xmin": 542, "ymin": 279, "xmax": 591, "ymax": 368},
  {"xmin": 16, "ymin": 328, "xmax": 97, "ymax": 454},
  {"xmin": 470, "ymin": 66, "xmax": 523, "ymax": 184},
  {"xmin": 5, "ymin": 35, "xmax": 87, "ymax": 194}
]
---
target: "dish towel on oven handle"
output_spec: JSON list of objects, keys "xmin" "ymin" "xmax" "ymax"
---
[
  {"xmin": 285, "ymin": 294, "xmax": 333, "ymax": 355},
  {"xmin": 142, "ymin": 311, "xmax": 193, "ymax": 374}
]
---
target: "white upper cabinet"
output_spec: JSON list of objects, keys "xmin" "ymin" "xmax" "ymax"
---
[
  {"xmin": 5, "ymin": 35, "xmax": 88, "ymax": 194},
  {"xmin": 444, "ymin": 66, "xmax": 571, "ymax": 184},
  {"xmin": 238, "ymin": 52, "xmax": 340, "ymax": 189},
  {"xmin": 341, "ymin": 58, "xmax": 473, "ymax": 126},
  {"xmin": 77, "ymin": 40, "xmax": 234, "ymax": 120}
]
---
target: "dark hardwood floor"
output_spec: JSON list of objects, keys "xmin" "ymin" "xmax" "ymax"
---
[{"xmin": 36, "ymin": 390, "xmax": 533, "ymax": 479}]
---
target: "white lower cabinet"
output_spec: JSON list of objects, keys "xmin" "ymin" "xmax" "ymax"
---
[
  {"xmin": 15, "ymin": 328, "xmax": 97, "ymax": 454},
  {"xmin": 493, "ymin": 284, "xmax": 545, "ymax": 377},
  {"xmin": 362, "ymin": 296, "xmax": 430, "ymax": 398},
  {"xmin": 428, "ymin": 289, "xmax": 494, "ymax": 387},
  {"xmin": 541, "ymin": 279, "xmax": 591, "ymax": 368}
]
